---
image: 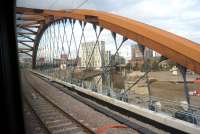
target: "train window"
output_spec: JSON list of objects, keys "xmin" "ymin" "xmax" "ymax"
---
[{"xmin": 6, "ymin": 0, "xmax": 200, "ymax": 134}]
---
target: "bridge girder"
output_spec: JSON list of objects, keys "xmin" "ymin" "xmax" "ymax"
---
[{"xmin": 16, "ymin": 7, "xmax": 200, "ymax": 73}]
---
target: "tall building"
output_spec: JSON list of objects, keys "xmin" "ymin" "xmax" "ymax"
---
[
  {"xmin": 145, "ymin": 48, "xmax": 153, "ymax": 57},
  {"xmin": 131, "ymin": 45, "xmax": 142, "ymax": 59},
  {"xmin": 110, "ymin": 54, "xmax": 125, "ymax": 66},
  {"xmin": 79, "ymin": 41, "xmax": 105, "ymax": 69},
  {"xmin": 131, "ymin": 45, "xmax": 153, "ymax": 59},
  {"xmin": 104, "ymin": 50, "xmax": 111, "ymax": 66}
]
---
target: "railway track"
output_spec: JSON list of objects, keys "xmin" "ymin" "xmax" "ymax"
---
[
  {"xmin": 23, "ymin": 73, "xmax": 95, "ymax": 134},
  {"xmin": 24, "ymin": 71, "xmax": 165, "ymax": 134},
  {"xmin": 23, "ymin": 70, "xmax": 186, "ymax": 134},
  {"xmin": 23, "ymin": 100, "xmax": 49, "ymax": 134}
]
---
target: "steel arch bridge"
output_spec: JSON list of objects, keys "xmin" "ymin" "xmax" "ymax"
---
[
  {"xmin": 16, "ymin": 7, "xmax": 200, "ymax": 73},
  {"xmin": 17, "ymin": 7, "xmax": 200, "ymax": 127}
]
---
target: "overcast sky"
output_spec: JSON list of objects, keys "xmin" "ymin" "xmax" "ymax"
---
[
  {"xmin": 17, "ymin": 0, "xmax": 200, "ymax": 59},
  {"xmin": 81, "ymin": 0, "xmax": 200, "ymax": 44},
  {"xmin": 17, "ymin": 0, "xmax": 200, "ymax": 44}
]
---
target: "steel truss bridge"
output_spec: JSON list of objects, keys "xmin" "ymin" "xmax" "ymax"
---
[{"xmin": 17, "ymin": 7, "xmax": 200, "ymax": 133}]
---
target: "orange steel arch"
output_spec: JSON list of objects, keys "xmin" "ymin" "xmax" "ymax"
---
[{"xmin": 16, "ymin": 7, "xmax": 200, "ymax": 73}]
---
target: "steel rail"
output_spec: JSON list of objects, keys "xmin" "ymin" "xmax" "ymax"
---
[
  {"xmin": 31, "ymin": 70, "xmax": 185, "ymax": 134},
  {"xmin": 23, "ymin": 94, "xmax": 51, "ymax": 134},
  {"xmin": 23, "ymin": 71, "xmax": 95, "ymax": 134}
]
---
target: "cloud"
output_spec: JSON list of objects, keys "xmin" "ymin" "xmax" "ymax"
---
[
  {"xmin": 17, "ymin": 0, "xmax": 86, "ymax": 10},
  {"xmin": 83, "ymin": 0, "xmax": 200, "ymax": 43},
  {"xmin": 17, "ymin": 0, "xmax": 200, "ymax": 43},
  {"xmin": 19, "ymin": 0, "xmax": 200, "ymax": 60}
]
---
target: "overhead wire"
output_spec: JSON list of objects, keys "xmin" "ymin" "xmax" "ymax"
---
[
  {"xmin": 49, "ymin": 0, "xmax": 89, "ymax": 10},
  {"xmin": 75, "ymin": 0, "xmax": 89, "ymax": 9}
]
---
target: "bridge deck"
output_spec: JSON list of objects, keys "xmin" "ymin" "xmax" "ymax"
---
[{"xmin": 21, "ymin": 71, "xmax": 169, "ymax": 134}]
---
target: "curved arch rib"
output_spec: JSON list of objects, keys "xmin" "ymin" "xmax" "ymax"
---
[{"xmin": 16, "ymin": 7, "xmax": 200, "ymax": 74}]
